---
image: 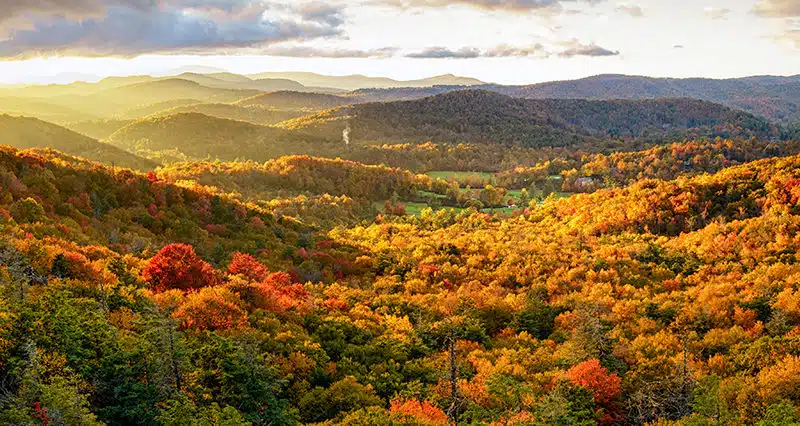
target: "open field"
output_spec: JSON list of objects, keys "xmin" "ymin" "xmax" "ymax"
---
[{"xmin": 426, "ymin": 170, "xmax": 494, "ymax": 181}]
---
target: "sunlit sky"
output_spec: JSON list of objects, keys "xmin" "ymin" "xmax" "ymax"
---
[{"xmin": 0, "ymin": 0, "xmax": 797, "ymax": 85}]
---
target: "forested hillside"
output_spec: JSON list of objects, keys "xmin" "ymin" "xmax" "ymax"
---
[
  {"xmin": 236, "ymin": 91, "xmax": 353, "ymax": 111},
  {"xmin": 285, "ymin": 90, "xmax": 778, "ymax": 147},
  {"xmin": 4, "ymin": 144, "xmax": 800, "ymax": 424},
  {"xmin": 3, "ymin": 68, "xmax": 800, "ymax": 426},
  {"xmin": 146, "ymin": 103, "xmax": 305, "ymax": 126},
  {"xmin": 106, "ymin": 113, "xmax": 338, "ymax": 163},
  {"xmin": 0, "ymin": 115, "xmax": 156, "ymax": 170},
  {"xmin": 157, "ymin": 156, "xmax": 422, "ymax": 201},
  {"xmin": 65, "ymin": 119, "xmax": 136, "ymax": 140},
  {"xmin": 488, "ymin": 74, "xmax": 800, "ymax": 122}
]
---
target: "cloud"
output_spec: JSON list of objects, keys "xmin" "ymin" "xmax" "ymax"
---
[
  {"xmin": 615, "ymin": 4, "xmax": 643, "ymax": 17},
  {"xmin": 263, "ymin": 45, "xmax": 397, "ymax": 58},
  {"xmin": 405, "ymin": 41, "xmax": 614, "ymax": 58},
  {"xmin": 703, "ymin": 7, "xmax": 731, "ymax": 20},
  {"xmin": 375, "ymin": 0, "xmax": 603, "ymax": 14},
  {"xmin": 752, "ymin": 1, "xmax": 799, "ymax": 48},
  {"xmin": 483, "ymin": 44, "xmax": 549, "ymax": 57},
  {"xmin": 773, "ymin": 22, "xmax": 800, "ymax": 48},
  {"xmin": 405, "ymin": 44, "xmax": 549, "ymax": 58},
  {"xmin": 752, "ymin": 0, "xmax": 800, "ymax": 18},
  {"xmin": 406, "ymin": 47, "xmax": 481, "ymax": 58},
  {"xmin": 557, "ymin": 39, "xmax": 619, "ymax": 57},
  {"xmin": 0, "ymin": 1, "xmax": 347, "ymax": 58}
]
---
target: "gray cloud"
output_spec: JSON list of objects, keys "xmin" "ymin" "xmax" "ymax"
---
[
  {"xmin": 263, "ymin": 45, "xmax": 397, "ymax": 58},
  {"xmin": 615, "ymin": 4, "xmax": 643, "ymax": 17},
  {"xmin": 377, "ymin": 0, "xmax": 603, "ymax": 13},
  {"xmin": 405, "ymin": 41, "xmax": 613, "ymax": 59},
  {"xmin": 0, "ymin": 0, "xmax": 156, "ymax": 25},
  {"xmin": 753, "ymin": 0, "xmax": 800, "ymax": 18},
  {"xmin": 293, "ymin": 3, "xmax": 345, "ymax": 28},
  {"xmin": 483, "ymin": 43, "xmax": 549, "ymax": 57},
  {"xmin": 405, "ymin": 44, "xmax": 549, "ymax": 58},
  {"xmin": 557, "ymin": 39, "xmax": 619, "ymax": 57},
  {"xmin": 0, "ymin": 1, "xmax": 346, "ymax": 58},
  {"xmin": 406, "ymin": 47, "xmax": 481, "ymax": 58}
]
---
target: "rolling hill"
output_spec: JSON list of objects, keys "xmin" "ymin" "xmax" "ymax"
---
[
  {"xmin": 106, "ymin": 112, "xmax": 341, "ymax": 163},
  {"xmin": 172, "ymin": 72, "xmax": 307, "ymax": 92},
  {"xmin": 235, "ymin": 91, "xmax": 354, "ymax": 111},
  {"xmin": 118, "ymin": 99, "xmax": 203, "ymax": 119},
  {"xmin": 93, "ymin": 78, "xmax": 261, "ymax": 105},
  {"xmin": 0, "ymin": 96, "xmax": 99, "ymax": 124},
  {"xmin": 348, "ymin": 85, "xmax": 468, "ymax": 103},
  {"xmin": 64, "ymin": 119, "xmax": 136, "ymax": 140},
  {"xmin": 0, "ymin": 73, "xmax": 304, "ymax": 99},
  {"xmin": 145, "ymin": 103, "xmax": 306, "ymax": 126},
  {"xmin": 0, "ymin": 75, "xmax": 298, "ymax": 121},
  {"xmin": 0, "ymin": 115, "xmax": 157, "ymax": 170},
  {"xmin": 280, "ymin": 90, "xmax": 778, "ymax": 148},
  {"xmin": 248, "ymin": 72, "xmax": 485, "ymax": 91},
  {"xmin": 487, "ymin": 74, "xmax": 800, "ymax": 122},
  {"xmin": 6, "ymin": 79, "xmax": 263, "ymax": 120}
]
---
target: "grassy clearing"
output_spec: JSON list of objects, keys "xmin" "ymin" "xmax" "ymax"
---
[
  {"xmin": 378, "ymin": 171, "xmax": 575, "ymax": 216},
  {"xmin": 426, "ymin": 171, "xmax": 494, "ymax": 181}
]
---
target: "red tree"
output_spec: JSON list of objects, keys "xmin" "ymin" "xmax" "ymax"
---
[
  {"xmin": 565, "ymin": 358, "xmax": 622, "ymax": 425},
  {"xmin": 142, "ymin": 244, "xmax": 217, "ymax": 292},
  {"xmin": 227, "ymin": 252, "xmax": 270, "ymax": 281},
  {"xmin": 566, "ymin": 359, "xmax": 621, "ymax": 405},
  {"xmin": 390, "ymin": 399, "xmax": 448, "ymax": 425}
]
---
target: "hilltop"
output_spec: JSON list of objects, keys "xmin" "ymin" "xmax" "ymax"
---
[{"xmin": 107, "ymin": 112, "xmax": 339, "ymax": 163}]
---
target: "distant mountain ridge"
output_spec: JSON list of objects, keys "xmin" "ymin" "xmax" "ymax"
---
[
  {"xmin": 247, "ymin": 72, "xmax": 486, "ymax": 91},
  {"xmin": 485, "ymin": 74, "xmax": 800, "ymax": 122},
  {"xmin": 2, "ymin": 71, "xmax": 797, "ymax": 131}
]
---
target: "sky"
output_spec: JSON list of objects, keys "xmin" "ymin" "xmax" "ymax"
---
[{"xmin": 0, "ymin": 0, "xmax": 797, "ymax": 85}]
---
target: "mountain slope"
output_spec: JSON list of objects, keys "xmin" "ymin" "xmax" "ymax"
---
[
  {"xmin": 0, "ymin": 96, "xmax": 99, "ymax": 123},
  {"xmin": 146, "ymin": 103, "xmax": 305, "ymax": 126},
  {"xmin": 0, "ymin": 115, "xmax": 157, "ymax": 170},
  {"xmin": 488, "ymin": 74, "xmax": 800, "ymax": 122},
  {"xmin": 282, "ymin": 90, "xmax": 778, "ymax": 147},
  {"xmin": 173, "ymin": 72, "xmax": 306, "ymax": 92},
  {"xmin": 2, "ymin": 79, "xmax": 262, "ymax": 119},
  {"xmin": 107, "ymin": 112, "xmax": 340, "ymax": 163},
  {"xmin": 95, "ymin": 78, "xmax": 261, "ymax": 105},
  {"xmin": 235, "ymin": 91, "xmax": 354, "ymax": 111},
  {"xmin": 64, "ymin": 119, "xmax": 136, "ymax": 140}
]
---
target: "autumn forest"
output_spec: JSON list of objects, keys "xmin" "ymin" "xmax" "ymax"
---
[{"xmin": 1, "ymin": 67, "xmax": 800, "ymax": 426}]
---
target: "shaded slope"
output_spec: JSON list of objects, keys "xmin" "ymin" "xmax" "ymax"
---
[
  {"xmin": 0, "ymin": 115, "xmax": 157, "ymax": 170},
  {"xmin": 282, "ymin": 90, "xmax": 777, "ymax": 147},
  {"xmin": 107, "ymin": 112, "xmax": 340, "ymax": 163}
]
